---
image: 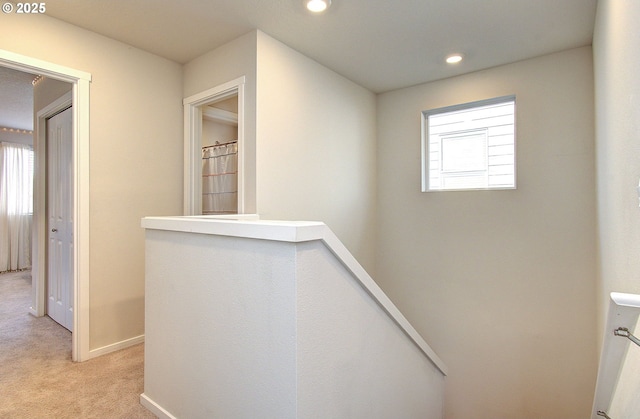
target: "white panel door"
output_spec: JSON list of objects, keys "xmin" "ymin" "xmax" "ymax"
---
[{"xmin": 47, "ymin": 106, "xmax": 73, "ymax": 331}]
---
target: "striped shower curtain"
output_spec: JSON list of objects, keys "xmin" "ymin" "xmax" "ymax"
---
[{"xmin": 202, "ymin": 141, "xmax": 238, "ymax": 214}]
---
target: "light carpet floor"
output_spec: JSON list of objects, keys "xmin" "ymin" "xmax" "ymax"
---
[{"xmin": 0, "ymin": 270, "xmax": 156, "ymax": 419}]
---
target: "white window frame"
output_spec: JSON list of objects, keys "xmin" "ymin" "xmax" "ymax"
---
[{"xmin": 421, "ymin": 95, "xmax": 516, "ymax": 192}]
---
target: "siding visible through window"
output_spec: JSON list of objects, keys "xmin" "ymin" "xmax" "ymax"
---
[{"xmin": 422, "ymin": 96, "xmax": 516, "ymax": 191}]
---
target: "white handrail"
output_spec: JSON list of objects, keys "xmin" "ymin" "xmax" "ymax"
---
[{"xmin": 591, "ymin": 292, "xmax": 640, "ymax": 419}]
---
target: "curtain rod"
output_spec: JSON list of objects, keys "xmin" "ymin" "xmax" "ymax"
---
[{"xmin": 202, "ymin": 140, "xmax": 237, "ymax": 149}]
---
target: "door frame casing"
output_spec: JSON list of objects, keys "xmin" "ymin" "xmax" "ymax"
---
[
  {"xmin": 0, "ymin": 49, "xmax": 91, "ymax": 362},
  {"xmin": 183, "ymin": 76, "xmax": 245, "ymax": 215}
]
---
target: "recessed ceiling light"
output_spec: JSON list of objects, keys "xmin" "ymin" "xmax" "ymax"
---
[
  {"xmin": 306, "ymin": 0, "xmax": 331, "ymax": 13},
  {"xmin": 446, "ymin": 54, "xmax": 463, "ymax": 64}
]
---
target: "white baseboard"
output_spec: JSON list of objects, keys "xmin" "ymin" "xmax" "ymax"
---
[
  {"xmin": 86, "ymin": 334, "xmax": 145, "ymax": 359},
  {"xmin": 140, "ymin": 393, "xmax": 177, "ymax": 419}
]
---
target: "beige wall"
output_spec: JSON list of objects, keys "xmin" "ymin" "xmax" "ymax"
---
[
  {"xmin": 0, "ymin": 14, "xmax": 184, "ymax": 350},
  {"xmin": 594, "ymin": 0, "xmax": 640, "ymax": 313},
  {"xmin": 255, "ymin": 31, "xmax": 378, "ymax": 272},
  {"xmin": 594, "ymin": 1, "xmax": 640, "ymax": 416},
  {"xmin": 186, "ymin": 30, "xmax": 378, "ymax": 270},
  {"xmin": 202, "ymin": 119, "xmax": 237, "ymax": 147},
  {"xmin": 0, "ymin": 131, "xmax": 32, "ymax": 146},
  {"xmin": 376, "ymin": 47, "xmax": 597, "ymax": 419},
  {"xmin": 33, "ymin": 77, "xmax": 72, "ymax": 112}
]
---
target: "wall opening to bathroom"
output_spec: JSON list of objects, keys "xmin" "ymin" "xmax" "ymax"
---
[
  {"xmin": 183, "ymin": 77, "xmax": 245, "ymax": 215},
  {"xmin": 201, "ymin": 95, "xmax": 238, "ymax": 214}
]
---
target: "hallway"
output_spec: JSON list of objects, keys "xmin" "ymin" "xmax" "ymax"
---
[{"xmin": 0, "ymin": 270, "xmax": 155, "ymax": 419}]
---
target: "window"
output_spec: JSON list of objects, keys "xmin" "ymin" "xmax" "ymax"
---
[
  {"xmin": 0, "ymin": 142, "xmax": 34, "ymax": 272},
  {"xmin": 1, "ymin": 142, "xmax": 34, "ymax": 215},
  {"xmin": 422, "ymin": 96, "xmax": 516, "ymax": 191}
]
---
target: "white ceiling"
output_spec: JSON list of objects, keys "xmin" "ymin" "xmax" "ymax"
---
[
  {"xmin": 43, "ymin": 0, "xmax": 597, "ymax": 93},
  {"xmin": 1, "ymin": 0, "xmax": 597, "ymax": 131},
  {"xmin": 0, "ymin": 67, "xmax": 36, "ymax": 131}
]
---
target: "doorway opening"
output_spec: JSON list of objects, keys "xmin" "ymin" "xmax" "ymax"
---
[
  {"xmin": 0, "ymin": 49, "xmax": 91, "ymax": 361},
  {"xmin": 184, "ymin": 77, "xmax": 245, "ymax": 215}
]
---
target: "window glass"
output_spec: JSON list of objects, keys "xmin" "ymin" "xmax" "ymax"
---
[{"xmin": 423, "ymin": 96, "xmax": 515, "ymax": 191}]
